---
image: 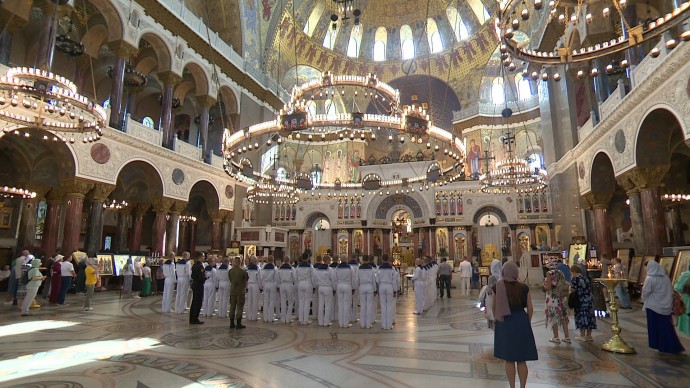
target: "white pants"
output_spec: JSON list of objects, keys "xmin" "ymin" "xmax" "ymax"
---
[
  {"xmin": 460, "ymin": 277, "xmax": 470, "ymax": 296},
  {"xmin": 175, "ymin": 279, "xmax": 190, "ymax": 314},
  {"xmin": 359, "ymin": 283, "xmax": 375, "ymax": 328},
  {"xmin": 162, "ymin": 278, "xmax": 175, "ymax": 313},
  {"xmin": 297, "ymin": 281, "xmax": 312, "ymax": 324},
  {"xmin": 318, "ymin": 286, "xmax": 334, "ymax": 325},
  {"xmin": 263, "ymin": 284, "xmax": 278, "ymax": 321},
  {"xmin": 21, "ymin": 285, "xmax": 40, "ymax": 314},
  {"xmin": 217, "ymin": 281, "xmax": 230, "ymax": 318},
  {"xmin": 202, "ymin": 284, "xmax": 216, "ymax": 317},
  {"xmin": 379, "ymin": 283, "xmax": 395, "ymax": 329},
  {"xmin": 336, "ymin": 284, "xmax": 352, "ymax": 327},
  {"xmin": 414, "ymin": 281, "xmax": 426, "ymax": 313},
  {"xmin": 279, "ymin": 283, "xmax": 295, "ymax": 323},
  {"xmin": 246, "ymin": 283, "xmax": 260, "ymax": 321}
]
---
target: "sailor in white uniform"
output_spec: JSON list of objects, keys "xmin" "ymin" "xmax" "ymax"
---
[
  {"xmin": 246, "ymin": 255, "xmax": 261, "ymax": 321},
  {"xmin": 295, "ymin": 254, "xmax": 314, "ymax": 325},
  {"xmin": 260, "ymin": 256, "xmax": 279, "ymax": 322},
  {"xmin": 335, "ymin": 259, "xmax": 355, "ymax": 328},
  {"xmin": 357, "ymin": 256, "xmax": 376, "ymax": 328},
  {"xmin": 376, "ymin": 254, "xmax": 400, "ymax": 329},
  {"xmin": 161, "ymin": 254, "xmax": 176, "ymax": 313},
  {"xmin": 277, "ymin": 259, "xmax": 296, "ymax": 323},
  {"xmin": 174, "ymin": 252, "xmax": 191, "ymax": 314},
  {"xmin": 215, "ymin": 257, "xmax": 230, "ymax": 318}
]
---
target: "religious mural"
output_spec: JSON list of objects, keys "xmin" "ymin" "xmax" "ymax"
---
[
  {"xmin": 453, "ymin": 231, "xmax": 467, "ymax": 262},
  {"xmin": 436, "ymin": 228, "xmax": 449, "ymax": 255},
  {"xmin": 280, "ymin": 140, "xmax": 365, "ymax": 183}
]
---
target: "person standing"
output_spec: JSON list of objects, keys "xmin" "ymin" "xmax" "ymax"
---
[
  {"xmin": 335, "ymin": 258, "xmax": 354, "ymax": 327},
  {"xmin": 75, "ymin": 258, "xmax": 87, "ymax": 294},
  {"xmin": 278, "ymin": 258, "xmax": 296, "ymax": 323},
  {"xmin": 544, "ymin": 261, "xmax": 571, "ymax": 343},
  {"xmin": 315, "ymin": 255, "xmax": 336, "ymax": 326},
  {"xmin": 41, "ymin": 256, "xmax": 55, "ymax": 299},
  {"xmin": 58, "ymin": 254, "xmax": 76, "ymax": 305},
  {"xmin": 438, "ymin": 258, "xmax": 452, "ymax": 298},
  {"xmin": 377, "ymin": 255, "xmax": 399, "ymax": 330},
  {"xmin": 216, "ymin": 257, "xmax": 231, "ymax": 318},
  {"xmin": 132, "ymin": 258, "xmax": 143, "ymax": 299},
  {"xmin": 295, "ymin": 255, "xmax": 314, "ymax": 325},
  {"xmin": 161, "ymin": 254, "xmax": 176, "ymax": 313},
  {"xmin": 49, "ymin": 255, "xmax": 63, "ymax": 304},
  {"xmin": 229, "ymin": 256, "xmax": 249, "ymax": 329},
  {"xmin": 260, "ymin": 256, "xmax": 278, "ymax": 322},
  {"xmin": 20, "ymin": 258, "xmax": 45, "ymax": 316},
  {"xmin": 613, "ymin": 258, "xmax": 632, "ymax": 309},
  {"xmin": 202, "ymin": 257, "xmax": 217, "ymax": 317},
  {"xmin": 412, "ymin": 258, "xmax": 426, "ymax": 314},
  {"xmin": 490, "ymin": 258, "xmax": 503, "ymax": 280},
  {"xmin": 348, "ymin": 256, "xmax": 360, "ymax": 323},
  {"xmin": 189, "ymin": 254, "xmax": 205, "ymax": 324},
  {"xmin": 357, "ymin": 256, "xmax": 376, "ymax": 329},
  {"xmin": 673, "ymin": 261, "xmax": 690, "ymax": 337},
  {"xmin": 122, "ymin": 258, "xmax": 134, "ymax": 297},
  {"xmin": 479, "ymin": 275, "xmax": 498, "ymax": 329},
  {"xmin": 84, "ymin": 258, "xmax": 99, "ymax": 311},
  {"xmin": 174, "ymin": 252, "xmax": 191, "ymax": 314},
  {"xmin": 570, "ymin": 265, "xmax": 596, "ymax": 341},
  {"xmin": 246, "ymin": 255, "xmax": 261, "ymax": 321},
  {"xmin": 493, "ymin": 261, "xmax": 538, "ymax": 388},
  {"xmin": 643, "ymin": 261, "xmax": 685, "ymax": 354},
  {"xmin": 459, "ymin": 257, "xmax": 472, "ymax": 296},
  {"xmin": 140, "ymin": 262, "xmax": 152, "ymax": 297},
  {"xmin": 11, "ymin": 250, "xmax": 30, "ymax": 305}
]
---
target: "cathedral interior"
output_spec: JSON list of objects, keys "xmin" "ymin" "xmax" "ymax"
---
[{"xmin": 1, "ymin": 0, "xmax": 690, "ymax": 386}]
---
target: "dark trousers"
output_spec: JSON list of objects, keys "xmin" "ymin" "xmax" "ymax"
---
[
  {"xmin": 439, "ymin": 275, "xmax": 451, "ymax": 297},
  {"xmin": 230, "ymin": 293, "xmax": 246, "ymax": 320},
  {"xmin": 189, "ymin": 285, "xmax": 204, "ymax": 323},
  {"xmin": 58, "ymin": 276, "xmax": 72, "ymax": 304}
]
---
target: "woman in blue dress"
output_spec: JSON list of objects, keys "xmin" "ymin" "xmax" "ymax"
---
[
  {"xmin": 493, "ymin": 261, "xmax": 538, "ymax": 388},
  {"xmin": 570, "ymin": 265, "xmax": 596, "ymax": 341}
]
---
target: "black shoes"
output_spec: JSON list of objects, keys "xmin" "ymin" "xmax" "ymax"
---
[
  {"xmin": 236, "ymin": 318, "xmax": 246, "ymax": 329},
  {"xmin": 190, "ymin": 320, "xmax": 204, "ymax": 325},
  {"xmin": 230, "ymin": 319, "xmax": 236, "ymax": 329}
]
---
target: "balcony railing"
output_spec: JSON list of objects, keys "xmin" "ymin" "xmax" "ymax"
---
[
  {"xmin": 453, "ymin": 95, "xmax": 540, "ymax": 122},
  {"xmin": 125, "ymin": 115, "xmax": 162, "ymax": 146},
  {"xmin": 174, "ymin": 137, "xmax": 203, "ymax": 161}
]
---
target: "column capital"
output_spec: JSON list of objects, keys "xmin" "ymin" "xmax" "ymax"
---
[
  {"xmin": 221, "ymin": 210, "xmax": 234, "ymax": 222},
  {"xmin": 106, "ymin": 40, "xmax": 139, "ymax": 59},
  {"xmin": 628, "ymin": 165, "xmax": 670, "ymax": 190},
  {"xmin": 89, "ymin": 183, "xmax": 116, "ymax": 203},
  {"xmin": 197, "ymin": 95, "xmax": 217, "ymax": 108},
  {"xmin": 133, "ymin": 202, "xmax": 150, "ymax": 217},
  {"xmin": 615, "ymin": 170, "xmax": 638, "ymax": 194},
  {"xmin": 15, "ymin": 182, "xmax": 51, "ymax": 201},
  {"xmin": 61, "ymin": 178, "xmax": 95, "ymax": 198},
  {"xmin": 170, "ymin": 200, "xmax": 188, "ymax": 214},
  {"xmin": 209, "ymin": 210, "xmax": 224, "ymax": 223},
  {"xmin": 582, "ymin": 192, "xmax": 613, "ymax": 209},
  {"xmin": 509, "ymin": 224, "xmax": 518, "ymax": 231},
  {"xmin": 151, "ymin": 198, "xmax": 175, "ymax": 213},
  {"xmin": 157, "ymin": 71, "xmax": 183, "ymax": 87},
  {"xmin": 45, "ymin": 187, "xmax": 65, "ymax": 204}
]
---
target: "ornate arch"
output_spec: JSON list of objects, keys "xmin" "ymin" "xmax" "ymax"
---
[
  {"xmin": 472, "ymin": 205, "xmax": 507, "ymax": 224},
  {"xmin": 374, "ymin": 194, "xmax": 424, "ymax": 219},
  {"xmin": 304, "ymin": 211, "xmax": 331, "ymax": 229}
]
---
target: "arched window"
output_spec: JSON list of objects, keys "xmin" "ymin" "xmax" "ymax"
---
[
  {"xmin": 426, "ymin": 18, "xmax": 443, "ymax": 53},
  {"xmin": 324, "ymin": 98, "xmax": 336, "ymax": 116},
  {"xmin": 142, "ymin": 116, "xmax": 155, "ymax": 128},
  {"xmin": 515, "ymin": 73, "xmax": 532, "ymax": 100},
  {"xmin": 468, "ymin": 0, "xmax": 491, "ymax": 24},
  {"xmin": 400, "ymin": 25, "xmax": 415, "ymax": 60},
  {"xmin": 323, "ymin": 22, "xmax": 340, "ymax": 49},
  {"xmin": 346, "ymin": 24, "xmax": 363, "ymax": 58},
  {"xmin": 373, "ymin": 27, "xmax": 387, "ymax": 61},
  {"xmin": 303, "ymin": 3, "xmax": 324, "ymax": 37},
  {"xmin": 446, "ymin": 7, "xmax": 469, "ymax": 41},
  {"xmin": 491, "ymin": 78, "xmax": 505, "ymax": 104},
  {"xmin": 306, "ymin": 100, "xmax": 317, "ymax": 116}
]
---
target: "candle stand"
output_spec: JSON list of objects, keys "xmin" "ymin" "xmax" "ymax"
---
[{"xmin": 594, "ymin": 278, "xmax": 636, "ymax": 354}]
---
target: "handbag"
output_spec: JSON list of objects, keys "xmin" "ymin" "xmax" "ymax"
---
[{"xmin": 567, "ymin": 291, "xmax": 581, "ymax": 309}]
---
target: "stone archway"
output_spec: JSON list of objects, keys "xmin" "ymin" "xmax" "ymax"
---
[{"xmin": 374, "ymin": 194, "xmax": 424, "ymax": 220}]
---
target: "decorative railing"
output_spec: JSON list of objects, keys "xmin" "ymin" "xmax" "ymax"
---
[
  {"xmin": 211, "ymin": 154, "xmax": 225, "ymax": 168},
  {"xmin": 174, "ymin": 137, "xmax": 203, "ymax": 161},
  {"xmin": 125, "ymin": 115, "xmax": 162, "ymax": 146},
  {"xmin": 453, "ymin": 95, "xmax": 540, "ymax": 122}
]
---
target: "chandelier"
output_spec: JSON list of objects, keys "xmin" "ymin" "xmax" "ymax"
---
[
  {"xmin": 496, "ymin": 0, "xmax": 690, "ymax": 80},
  {"xmin": 329, "ymin": 0, "xmax": 361, "ymax": 26},
  {"xmin": 222, "ymin": 72, "xmax": 466, "ymax": 203},
  {"xmin": 107, "ymin": 64, "xmax": 147, "ymax": 89},
  {"xmin": 0, "ymin": 67, "xmax": 106, "ymax": 143},
  {"xmin": 0, "ymin": 186, "xmax": 37, "ymax": 199},
  {"xmin": 103, "ymin": 199, "xmax": 128, "ymax": 210},
  {"xmin": 180, "ymin": 215, "xmax": 197, "ymax": 222}
]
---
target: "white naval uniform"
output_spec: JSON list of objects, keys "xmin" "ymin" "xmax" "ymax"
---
[
  {"xmin": 278, "ymin": 264, "xmax": 295, "ymax": 323},
  {"xmin": 161, "ymin": 260, "xmax": 176, "ymax": 313},
  {"xmin": 202, "ymin": 266, "xmax": 217, "ymax": 317},
  {"xmin": 246, "ymin": 264, "xmax": 261, "ymax": 321},
  {"xmin": 174, "ymin": 260, "xmax": 191, "ymax": 314},
  {"xmin": 260, "ymin": 264, "xmax": 278, "ymax": 322},
  {"xmin": 377, "ymin": 263, "xmax": 400, "ymax": 329},
  {"xmin": 215, "ymin": 265, "xmax": 230, "ymax": 318},
  {"xmin": 315, "ymin": 264, "xmax": 336, "ymax": 326},
  {"xmin": 357, "ymin": 263, "xmax": 376, "ymax": 328},
  {"xmin": 335, "ymin": 263, "xmax": 355, "ymax": 327},
  {"xmin": 412, "ymin": 265, "xmax": 426, "ymax": 314},
  {"xmin": 295, "ymin": 263, "xmax": 314, "ymax": 324},
  {"xmin": 348, "ymin": 261, "xmax": 360, "ymax": 322}
]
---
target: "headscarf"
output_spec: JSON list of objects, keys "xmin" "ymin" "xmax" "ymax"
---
[
  {"xmin": 487, "ymin": 275, "xmax": 498, "ymax": 295},
  {"xmin": 577, "ymin": 258, "xmax": 590, "ymax": 284},
  {"xmin": 494, "ymin": 261, "xmax": 519, "ymax": 322},
  {"xmin": 31, "ymin": 258, "xmax": 41, "ymax": 268},
  {"xmin": 490, "ymin": 259, "xmax": 502, "ymax": 279},
  {"xmin": 646, "ymin": 261, "xmax": 665, "ymax": 277}
]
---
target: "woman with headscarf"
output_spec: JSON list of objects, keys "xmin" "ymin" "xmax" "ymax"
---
[
  {"xmin": 478, "ymin": 275, "xmax": 498, "ymax": 329},
  {"xmin": 20, "ymin": 258, "xmax": 45, "ymax": 316},
  {"xmin": 84, "ymin": 258, "xmax": 98, "ymax": 311},
  {"xmin": 75, "ymin": 257, "xmax": 87, "ymax": 294},
  {"xmin": 643, "ymin": 261, "xmax": 684, "ymax": 353},
  {"xmin": 570, "ymin": 265, "xmax": 596, "ymax": 341},
  {"xmin": 490, "ymin": 259, "xmax": 502, "ymax": 280},
  {"xmin": 544, "ymin": 258, "xmax": 571, "ymax": 343},
  {"xmin": 493, "ymin": 261, "xmax": 537, "ymax": 388},
  {"xmin": 140, "ymin": 261, "xmax": 152, "ymax": 297},
  {"xmin": 49, "ymin": 254, "xmax": 63, "ymax": 304},
  {"xmin": 673, "ymin": 260, "xmax": 690, "ymax": 337}
]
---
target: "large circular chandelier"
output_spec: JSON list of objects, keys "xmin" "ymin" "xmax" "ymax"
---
[
  {"xmin": 497, "ymin": 0, "xmax": 690, "ymax": 79},
  {"xmin": 480, "ymin": 157, "xmax": 547, "ymax": 194},
  {"xmin": 0, "ymin": 67, "xmax": 106, "ymax": 143},
  {"xmin": 0, "ymin": 186, "xmax": 37, "ymax": 199},
  {"xmin": 223, "ymin": 72, "xmax": 466, "ymax": 203}
]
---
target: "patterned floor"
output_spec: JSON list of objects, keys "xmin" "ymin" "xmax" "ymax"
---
[{"xmin": 1, "ymin": 279, "xmax": 688, "ymax": 388}]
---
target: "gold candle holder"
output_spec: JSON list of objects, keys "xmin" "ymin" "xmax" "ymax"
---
[{"xmin": 593, "ymin": 278, "xmax": 636, "ymax": 354}]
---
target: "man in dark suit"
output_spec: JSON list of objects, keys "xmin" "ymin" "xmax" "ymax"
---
[{"xmin": 189, "ymin": 253, "xmax": 205, "ymax": 324}]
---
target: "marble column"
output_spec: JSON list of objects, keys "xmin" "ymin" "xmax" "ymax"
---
[
  {"xmin": 125, "ymin": 85, "xmax": 143, "ymax": 119},
  {"xmin": 35, "ymin": 0, "xmax": 66, "ymax": 70},
  {"xmin": 178, "ymin": 220, "xmax": 189, "ymax": 254},
  {"xmin": 617, "ymin": 172, "xmax": 647, "ymax": 255},
  {"xmin": 210, "ymin": 210, "xmax": 223, "ymax": 251},
  {"xmin": 630, "ymin": 166, "xmax": 670, "ymax": 256},
  {"xmin": 465, "ymin": 226, "xmax": 474, "ymax": 261},
  {"xmin": 509, "ymin": 225, "xmax": 518, "ymax": 260},
  {"xmin": 347, "ymin": 229, "xmax": 353, "ymax": 258},
  {"xmin": 158, "ymin": 71, "xmax": 182, "ymax": 149},
  {"xmin": 16, "ymin": 184, "xmax": 50, "ymax": 252},
  {"xmin": 0, "ymin": 14, "xmax": 26, "ymax": 65},
  {"xmin": 189, "ymin": 221, "xmax": 198, "ymax": 255},
  {"xmin": 528, "ymin": 224, "xmax": 537, "ymax": 250},
  {"xmin": 129, "ymin": 203, "xmax": 149, "ymax": 253},
  {"xmin": 667, "ymin": 205, "xmax": 685, "ymax": 246},
  {"xmin": 114, "ymin": 206, "xmax": 130, "ymax": 253},
  {"xmin": 582, "ymin": 192, "xmax": 614, "ymax": 259},
  {"xmin": 448, "ymin": 229, "xmax": 455, "ymax": 261},
  {"xmin": 165, "ymin": 201, "xmax": 186, "ymax": 256},
  {"xmin": 61, "ymin": 179, "xmax": 95, "ymax": 255},
  {"xmin": 197, "ymin": 96, "xmax": 216, "ymax": 163},
  {"xmin": 151, "ymin": 198, "xmax": 174, "ymax": 256},
  {"xmin": 107, "ymin": 41, "xmax": 137, "ymax": 129},
  {"xmin": 383, "ymin": 230, "xmax": 391, "ymax": 257},
  {"xmin": 429, "ymin": 227, "xmax": 436, "ymax": 257},
  {"xmin": 41, "ymin": 188, "xmax": 64, "ymax": 257},
  {"xmin": 84, "ymin": 183, "xmax": 115, "ymax": 257}
]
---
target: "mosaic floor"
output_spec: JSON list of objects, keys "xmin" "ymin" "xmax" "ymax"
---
[{"xmin": 1, "ymin": 278, "xmax": 688, "ymax": 388}]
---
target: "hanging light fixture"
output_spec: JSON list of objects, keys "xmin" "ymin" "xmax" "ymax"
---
[{"xmin": 0, "ymin": 186, "xmax": 37, "ymax": 199}]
